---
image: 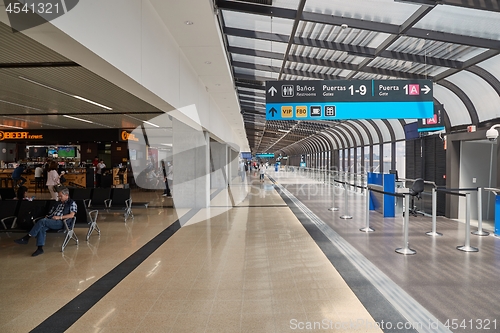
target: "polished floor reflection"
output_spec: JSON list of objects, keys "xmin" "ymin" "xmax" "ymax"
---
[{"xmin": 2, "ymin": 172, "xmax": 440, "ymax": 332}]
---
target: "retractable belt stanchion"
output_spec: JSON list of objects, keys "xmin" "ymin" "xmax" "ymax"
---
[
  {"xmin": 360, "ymin": 186, "xmax": 374, "ymax": 232},
  {"xmin": 472, "ymin": 187, "xmax": 489, "ymax": 236},
  {"xmin": 396, "ymin": 194, "xmax": 416, "ymax": 255},
  {"xmin": 328, "ymin": 171, "xmax": 339, "ymax": 212},
  {"xmin": 340, "ymin": 180, "xmax": 352, "ymax": 219},
  {"xmin": 457, "ymin": 192, "xmax": 479, "ymax": 252},
  {"xmin": 426, "ymin": 187, "xmax": 442, "ymax": 236}
]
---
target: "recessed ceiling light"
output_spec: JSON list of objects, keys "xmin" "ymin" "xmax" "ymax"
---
[
  {"xmin": 18, "ymin": 76, "xmax": 113, "ymax": 110},
  {"xmin": 0, "ymin": 124, "xmax": 23, "ymax": 129},
  {"xmin": 63, "ymin": 115, "xmax": 93, "ymax": 124},
  {"xmin": 0, "ymin": 99, "xmax": 42, "ymax": 111},
  {"xmin": 143, "ymin": 121, "xmax": 160, "ymax": 128},
  {"xmin": 185, "ymin": 21, "xmax": 194, "ymax": 25}
]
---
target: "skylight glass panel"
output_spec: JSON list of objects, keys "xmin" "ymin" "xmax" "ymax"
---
[
  {"xmin": 274, "ymin": 0, "xmax": 301, "ymax": 9},
  {"xmin": 446, "ymin": 71, "xmax": 500, "ymax": 122},
  {"xmin": 414, "ymin": 6, "xmax": 500, "ymax": 41},
  {"xmin": 371, "ymin": 119, "xmax": 392, "ymax": 143},
  {"xmin": 335, "ymin": 126, "xmax": 355, "ymax": 147},
  {"xmin": 358, "ymin": 120, "xmax": 380, "ymax": 144},
  {"xmin": 477, "ymin": 55, "xmax": 500, "ymax": 86},
  {"xmin": 387, "ymin": 37, "xmax": 487, "ymax": 63},
  {"xmin": 433, "ymin": 84, "xmax": 470, "ymax": 126},
  {"xmin": 304, "ymin": 0, "xmax": 416, "ymax": 25},
  {"xmin": 368, "ymin": 57, "xmax": 447, "ymax": 77},
  {"xmin": 296, "ymin": 21, "xmax": 390, "ymax": 49},
  {"xmin": 222, "ymin": 10, "xmax": 294, "ymax": 35},
  {"xmin": 237, "ymin": 87, "xmax": 264, "ymax": 95},
  {"xmin": 386, "ymin": 119, "xmax": 405, "ymax": 141},
  {"xmin": 347, "ymin": 121, "xmax": 369, "ymax": 145},
  {"xmin": 234, "ymin": 67, "xmax": 278, "ymax": 79},
  {"xmin": 227, "ymin": 35, "xmax": 288, "ymax": 54},
  {"xmin": 232, "ymin": 54, "xmax": 278, "ymax": 67}
]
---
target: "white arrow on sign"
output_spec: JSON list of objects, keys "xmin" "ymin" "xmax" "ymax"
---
[
  {"xmin": 268, "ymin": 86, "xmax": 277, "ymax": 96},
  {"xmin": 422, "ymin": 85, "xmax": 431, "ymax": 94}
]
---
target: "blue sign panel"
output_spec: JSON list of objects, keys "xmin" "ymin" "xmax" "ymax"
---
[
  {"xmin": 418, "ymin": 104, "xmax": 445, "ymax": 132},
  {"xmin": 266, "ymin": 79, "xmax": 434, "ymax": 121},
  {"xmin": 256, "ymin": 153, "xmax": 274, "ymax": 158}
]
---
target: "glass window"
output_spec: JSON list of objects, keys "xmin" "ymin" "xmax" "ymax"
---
[
  {"xmin": 339, "ymin": 149, "xmax": 344, "ymax": 171},
  {"xmin": 395, "ymin": 141, "xmax": 406, "ymax": 180},
  {"xmin": 356, "ymin": 147, "xmax": 362, "ymax": 173},
  {"xmin": 364, "ymin": 146, "xmax": 370, "ymax": 173},
  {"xmin": 372, "ymin": 145, "xmax": 380, "ymax": 173},
  {"xmin": 383, "ymin": 142, "xmax": 391, "ymax": 174}
]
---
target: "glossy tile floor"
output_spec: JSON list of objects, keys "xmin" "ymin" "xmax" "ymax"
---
[
  {"xmin": 271, "ymin": 169, "xmax": 500, "ymax": 333},
  {"xmin": 0, "ymin": 177, "xmax": 383, "ymax": 333}
]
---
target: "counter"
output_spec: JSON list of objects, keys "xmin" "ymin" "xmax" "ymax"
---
[{"xmin": 0, "ymin": 168, "xmax": 87, "ymax": 189}]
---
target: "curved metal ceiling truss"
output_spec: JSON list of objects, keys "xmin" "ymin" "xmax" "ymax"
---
[
  {"xmin": 350, "ymin": 120, "xmax": 373, "ymax": 146},
  {"xmin": 215, "ymin": 0, "xmax": 500, "ymax": 154},
  {"xmin": 321, "ymin": 130, "xmax": 341, "ymax": 151},
  {"xmin": 438, "ymin": 80, "xmax": 480, "ymax": 126},
  {"xmin": 338, "ymin": 122, "xmax": 365, "ymax": 147}
]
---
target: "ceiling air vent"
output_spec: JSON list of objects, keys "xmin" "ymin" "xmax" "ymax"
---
[{"xmin": 238, "ymin": 0, "xmax": 273, "ymax": 5}]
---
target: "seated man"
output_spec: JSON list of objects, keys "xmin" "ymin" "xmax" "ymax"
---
[{"xmin": 14, "ymin": 187, "xmax": 77, "ymax": 256}]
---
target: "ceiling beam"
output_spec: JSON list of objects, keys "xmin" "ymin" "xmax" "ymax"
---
[
  {"xmin": 433, "ymin": 49, "xmax": 500, "ymax": 81},
  {"xmin": 235, "ymin": 81, "xmax": 266, "ymax": 91},
  {"xmin": 225, "ymin": 27, "xmax": 463, "ymax": 68},
  {"xmin": 219, "ymin": 0, "xmax": 500, "ymax": 50},
  {"xmin": 232, "ymin": 52, "xmax": 429, "ymax": 79},
  {"xmin": 349, "ymin": 5, "xmax": 433, "ymax": 78},
  {"xmin": 278, "ymin": 0, "xmax": 307, "ymax": 80}
]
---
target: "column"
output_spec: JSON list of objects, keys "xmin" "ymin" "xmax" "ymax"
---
[{"xmin": 172, "ymin": 118, "xmax": 210, "ymax": 209}]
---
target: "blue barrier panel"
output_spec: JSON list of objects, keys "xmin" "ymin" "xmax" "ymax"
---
[
  {"xmin": 367, "ymin": 172, "xmax": 383, "ymax": 211},
  {"xmin": 383, "ymin": 174, "xmax": 396, "ymax": 217},
  {"xmin": 495, "ymin": 195, "xmax": 500, "ymax": 237}
]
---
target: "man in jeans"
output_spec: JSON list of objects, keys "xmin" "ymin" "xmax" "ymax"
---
[{"xmin": 14, "ymin": 187, "xmax": 77, "ymax": 256}]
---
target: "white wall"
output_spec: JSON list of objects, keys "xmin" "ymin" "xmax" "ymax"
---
[{"xmin": 1, "ymin": 0, "xmax": 245, "ymax": 150}]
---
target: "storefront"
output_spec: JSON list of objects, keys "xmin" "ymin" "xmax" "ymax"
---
[{"xmin": 0, "ymin": 129, "xmax": 145, "ymax": 189}]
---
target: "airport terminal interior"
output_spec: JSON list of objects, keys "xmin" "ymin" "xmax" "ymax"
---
[{"xmin": 1, "ymin": 0, "xmax": 500, "ymax": 332}]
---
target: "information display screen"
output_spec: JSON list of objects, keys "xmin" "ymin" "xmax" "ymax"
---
[
  {"xmin": 28, "ymin": 146, "xmax": 48, "ymax": 158},
  {"xmin": 57, "ymin": 146, "xmax": 76, "ymax": 158}
]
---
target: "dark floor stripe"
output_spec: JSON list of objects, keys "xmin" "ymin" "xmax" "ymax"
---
[
  {"xmin": 30, "ymin": 208, "xmax": 200, "ymax": 333},
  {"xmin": 268, "ymin": 177, "xmax": 418, "ymax": 333}
]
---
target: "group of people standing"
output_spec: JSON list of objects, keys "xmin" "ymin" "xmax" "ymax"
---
[
  {"xmin": 238, "ymin": 160, "xmax": 267, "ymax": 182},
  {"xmin": 12, "ymin": 160, "xmax": 65, "ymax": 201}
]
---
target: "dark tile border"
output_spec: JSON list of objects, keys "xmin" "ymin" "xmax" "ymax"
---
[
  {"xmin": 30, "ymin": 208, "xmax": 200, "ymax": 333},
  {"xmin": 271, "ymin": 180, "xmax": 418, "ymax": 333}
]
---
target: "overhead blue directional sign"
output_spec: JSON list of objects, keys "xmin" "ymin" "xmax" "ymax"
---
[
  {"xmin": 265, "ymin": 79, "xmax": 433, "ymax": 121},
  {"xmin": 256, "ymin": 153, "xmax": 275, "ymax": 158}
]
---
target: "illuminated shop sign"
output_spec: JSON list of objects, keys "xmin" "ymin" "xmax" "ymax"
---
[
  {"xmin": 0, "ymin": 131, "xmax": 43, "ymax": 140},
  {"xmin": 120, "ymin": 130, "xmax": 139, "ymax": 142}
]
